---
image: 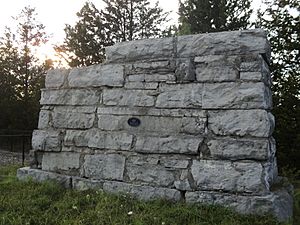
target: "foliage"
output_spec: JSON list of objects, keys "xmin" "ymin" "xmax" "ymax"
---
[
  {"xmin": 57, "ymin": 0, "xmax": 169, "ymax": 67},
  {"xmin": 178, "ymin": 0, "xmax": 253, "ymax": 34},
  {"xmin": 256, "ymin": 0, "xmax": 300, "ymax": 172},
  {"xmin": 0, "ymin": 6, "xmax": 51, "ymax": 131},
  {"xmin": 0, "ymin": 165, "xmax": 286, "ymax": 225}
]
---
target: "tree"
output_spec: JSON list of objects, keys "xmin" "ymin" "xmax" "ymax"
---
[
  {"xmin": 256, "ymin": 0, "xmax": 300, "ymax": 171},
  {"xmin": 57, "ymin": 0, "xmax": 169, "ymax": 67},
  {"xmin": 0, "ymin": 6, "xmax": 51, "ymax": 131},
  {"xmin": 55, "ymin": 2, "xmax": 113, "ymax": 67},
  {"xmin": 178, "ymin": 0, "xmax": 252, "ymax": 34}
]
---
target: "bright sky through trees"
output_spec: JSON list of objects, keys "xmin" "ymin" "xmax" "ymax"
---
[{"xmin": 0, "ymin": 0, "xmax": 263, "ymax": 61}]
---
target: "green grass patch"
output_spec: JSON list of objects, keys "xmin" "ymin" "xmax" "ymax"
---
[{"xmin": 0, "ymin": 165, "xmax": 292, "ymax": 225}]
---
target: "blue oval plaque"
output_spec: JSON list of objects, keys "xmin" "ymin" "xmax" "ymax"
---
[{"xmin": 128, "ymin": 117, "xmax": 141, "ymax": 127}]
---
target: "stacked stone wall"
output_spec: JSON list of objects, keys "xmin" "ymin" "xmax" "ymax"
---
[{"xmin": 17, "ymin": 29, "xmax": 293, "ymax": 221}]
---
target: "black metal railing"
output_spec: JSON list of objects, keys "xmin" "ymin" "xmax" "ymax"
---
[{"xmin": 0, "ymin": 130, "xmax": 32, "ymax": 165}]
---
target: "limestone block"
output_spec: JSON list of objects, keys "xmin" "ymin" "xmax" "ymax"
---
[
  {"xmin": 202, "ymin": 82, "xmax": 272, "ymax": 109},
  {"xmin": 68, "ymin": 64, "xmax": 124, "ymax": 87},
  {"xmin": 128, "ymin": 60, "xmax": 174, "ymax": 74},
  {"xmin": 134, "ymin": 135, "xmax": 203, "ymax": 154},
  {"xmin": 98, "ymin": 114, "xmax": 205, "ymax": 135},
  {"xmin": 156, "ymin": 83, "xmax": 202, "ymax": 108},
  {"xmin": 32, "ymin": 130, "xmax": 62, "ymax": 151},
  {"xmin": 97, "ymin": 106, "xmax": 206, "ymax": 117},
  {"xmin": 177, "ymin": 29, "xmax": 270, "ymax": 59},
  {"xmin": 127, "ymin": 155, "xmax": 190, "ymax": 169},
  {"xmin": 240, "ymin": 72, "xmax": 271, "ymax": 86},
  {"xmin": 72, "ymin": 177, "xmax": 104, "ymax": 191},
  {"xmin": 42, "ymin": 152, "xmax": 80, "ymax": 172},
  {"xmin": 103, "ymin": 89, "xmax": 156, "ymax": 107},
  {"xmin": 185, "ymin": 186, "xmax": 293, "ymax": 222},
  {"xmin": 105, "ymin": 37, "xmax": 174, "ymax": 62},
  {"xmin": 64, "ymin": 129, "xmax": 133, "ymax": 151},
  {"xmin": 125, "ymin": 82, "xmax": 158, "ymax": 90},
  {"xmin": 207, "ymin": 137, "xmax": 272, "ymax": 160},
  {"xmin": 175, "ymin": 58, "xmax": 196, "ymax": 82},
  {"xmin": 208, "ymin": 110, "xmax": 275, "ymax": 137},
  {"xmin": 38, "ymin": 110, "xmax": 51, "ymax": 129},
  {"xmin": 52, "ymin": 106, "xmax": 96, "ymax": 129},
  {"xmin": 126, "ymin": 164, "xmax": 176, "ymax": 187},
  {"xmin": 191, "ymin": 160, "xmax": 270, "ymax": 193},
  {"xmin": 174, "ymin": 171, "xmax": 193, "ymax": 191},
  {"xmin": 103, "ymin": 181, "xmax": 182, "ymax": 201},
  {"xmin": 82, "ymin": 154, "xmax": 125, "ymax": 181},
  {"xmin": 240, "ymin": 54, "xmax": 269, "ymax": 73},
  {"xmin": 17, "ymin": 167, "xmax": 71, "ymax": 188},
  {"xmin": 45, "ymin": 69, "xmax": 69, "ymax": 88},
  {"xmin": 41, "ymin": 89, "xmax": 101, "ymax": 106}
]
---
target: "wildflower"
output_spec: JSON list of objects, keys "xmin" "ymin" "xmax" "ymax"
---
[
  {"xmin": 72, "ymin": 205, "xmax": 78, "ymax": 210},
  {"xmin": 127, "ymin": 211, "xmax": 133, "ymax": 215},
  {"xmin": 162, "ymin": 222, "xmax": 165, "ymax": 225}
]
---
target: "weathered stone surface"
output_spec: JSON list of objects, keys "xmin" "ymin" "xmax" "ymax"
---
[
  {"xmin": 202, "ymin": 82, "xmax": 272, "ymax": 109},
  {"xmin": 17, "ymin": 167, "xmax": 71, "ymax": 188},
  {"xmin": 68, "ymin": 64, "xmax": 124, "ymax": 87},
  {"xmin": 207, "ymin": 137, "xmax": 272, "ymax": 160},
  {"xmin": 64, "ymin": 129, "xmax": 133, "ymax": 151},
  {"xmin": 103, "ymin": 181, "xmax": 182, "ymax": 201},
  {"xmin": 72, "ymin": 177, "xmax": 104, "ymax": 191},
  {"xmin": 97, "ymin": 106, "xmax": 206, "ymax": 117},
  {"xmin": 103, "ymin": 89, "xmax": 156, "ymax": 107},
  {"xmin": 32, "ymin": 130, "xmax": 62, "ymax": 151},
  {"xmin": 105, "ymin": 37, "xmax": 174, "ymax": 62},
  {"xmin": 208, "ymin": 110, "xmax": 275, "ymax": 137},
  {"xmin": 128, "ymin": 60, "xmax": 174, "ymax": 74},
  {"xmin": 240, "ymin": 72, "xmax": 271, "ymax": 86},
  {"xmin": 125, "ymin": 82, "xmax": 158, "ymax": 90},
  {"xmin": 98, "ymin": 114, "xmax": 205, "ymax": 135},
  {"xmin": 45, "ymin": 69, "xmax": 69, "ymax": 88},
  {"xmin": 186, "ymin": 185, "xmax": 293, "ymax": 222},
  {"xmin": 191, "ymin": 160, "xmax": 270, "ymax": 193},
  {"xmin": 156, "ymin": 83, "xmax": 202, "ymax": 108},
  {"xmin": 177, "ymin": 29, "xmax": 270, "ymax": 59},
  {"xmin": 174, "ymin": 170, "xmax": 193, "ymax": 191},
  {"xmin": 41, "ymin": 89, "xmax": 101, "ymax": 106},
  {"xmin": 135, "ymin": 135, "xmax": 202, "ymax": 154},
  {"xmin": 42, "ymin": 152, "xmax": 81, "ymax": 172},
  {"xmin": 82, "ymin": 154, "xmax": 125, "ymax": 181},
  {"xmin": 175, "ymin": 58, "xmax": 196, "ymax": 82},
  {"xmin": 38, "ymin": 110, "xmax": 51, "ymax": 129},
  {"xmin": 126, "ymin": 164, "xmax": 176, "ymax": 187},
  {"xmin": 52, "ymin": 106, "xmax": 96, "ymax": 129}
]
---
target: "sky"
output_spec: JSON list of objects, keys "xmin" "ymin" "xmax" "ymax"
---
[{"xmin": 0, "ymin": 0, "xmax": 263, "ymax": 60}]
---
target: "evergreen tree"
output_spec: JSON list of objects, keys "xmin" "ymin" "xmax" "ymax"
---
[
  {"xmin": 58, "ymin": 0, "xmax": 169, "ymax": 67},
  {"xmin": 178, "ymin": 0, "xmax": 252, "ymax": 34},
  {"xmin": 256, "ymin": 0, "xmax": 300, "ymax": 171},
  {"xmin": 0, "ymin": 6, "xmax": 51, "ymax": 131},
  {"xmin": 55, "ymin": 2, "xmax": 113, "ymax": 67}
]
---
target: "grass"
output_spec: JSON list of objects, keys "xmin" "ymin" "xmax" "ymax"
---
[{"xmin": 0, "ymin": 165, "xmax": 294, "ymax": 225}]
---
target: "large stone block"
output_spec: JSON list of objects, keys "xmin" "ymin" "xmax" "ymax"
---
[
  {"xmin": 202, "ymin": 82, "xmax": 272, "ymax": 109},
  {"xmin": 124, "ymin": 82, "xmax": 158, "ymax": 90},
  {"xmin": 82, "ymin": 154, "xmax": 125, "ymax": 181},
  {"xmin": 42, "ymin": 152, "xmax": 81, "ymax": 172},
  {"xmin": 208, "ymin": 110, "xmax": 274, "ymax": 137},
  {"xmin": 68, "ymin": 64, "xmax": 124, "ymax": 87},
  {"xmin": 191, "ymin": 160, "xmax": 270, "ymax": 193},
  {"xmin": 17, "ymin": 167, "xmax": 71, "ymax": 188},
  {"xmin": 105, "ymin": 37, "xmax": 174, "ymax": 62},
  {"xmin": 177, "ymin": 29, "xmax": 270, "ymax": 59},
  {"xmin": 156, "ymin": 83, "xmax": 202, "ymax": 108},
  {"xmin": 98, "ymin": 114, "xmax": 205, "ymax": 135},
  {"xmin": 72, "ymin": 177, "xmax": 104, "ymax": 191},
  {"xmin": 38, "ymin": 109, "xmax": 51, "ymax": 129},
  {"xmin": 103, "ymin": 89, "xmax": 156, "ymax": 107},
  {"xmin": 103, "ymin": 181, "xmax": 182, "ymax": 201},
  {"xmin": 126, "ymin": 163, "xmax": 176, "ymax": 187},
  {"xmin": 41, "ymin": 89, "xmax": 101, "ymax": 106},
  {"xmin": 32, "ymin": 130, "xmax": 62, "ymax": 151},
  {"xmin": 207, "ymin": 137, "xmax": 272, "ymax": 160},
  {"xmin": 45, "ymin": 69, "xmax": 69, "ymax": 88},
  {"xmin": 134, "ymin": 135, "xmax": 203, "ymax": 154},
  {"xmin": 127, "ymin": 60, "xmax": 174, "ymax": 74},
  {"xmin": 64, "ymin": 129, "xmax": 133, "ymax": 151},
  {"xmin": 52, "ymin": 106, "xmax": 96, "ymax": 129},
  {"xmin": 185, "ymin": 185, "xmax": 293, "ymax": 222}
]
